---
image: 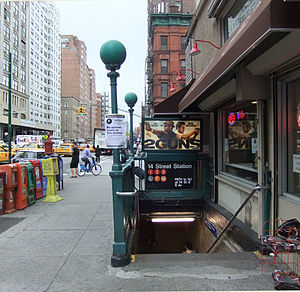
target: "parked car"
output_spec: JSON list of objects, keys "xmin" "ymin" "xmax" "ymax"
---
[
  {"xmin": 11, "ymin": 149, "xmax": 46, "ymax": 163},
  {"xmin": 56, "ymin": 143, "xmax": 73, "ymax": 156}
]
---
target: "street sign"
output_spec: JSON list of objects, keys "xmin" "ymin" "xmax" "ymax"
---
[
  {"xmin": 145, "ymin": 161, "xmax": 195, "ymax": 190},
  {"xmin": 105, "ymin": 114, "xmax": 126, "ymax": 149}
]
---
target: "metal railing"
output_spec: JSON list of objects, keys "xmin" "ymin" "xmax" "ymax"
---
[{"xmin": 207, "ymin": 185, "xmax": 270, "ymax": 253}]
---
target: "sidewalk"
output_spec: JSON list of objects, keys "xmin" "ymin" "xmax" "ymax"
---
[{"xmin": 0, "ymin": 171, "xmax": 275, "ymax": 291}]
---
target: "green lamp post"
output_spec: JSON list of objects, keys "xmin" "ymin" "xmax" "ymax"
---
[
  {"xmin": 125, "ymin": 92, "xmax": 137, "ymax": 156},
  {"xmin": 100, "ymin": 40, "xmax": 126, "ymax": 171},
  {"xmin": 100, "ymin": 40, "xmax": 130, "ymax": 267}
]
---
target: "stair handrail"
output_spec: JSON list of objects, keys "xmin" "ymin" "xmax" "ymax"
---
[{"xmin": 207, "ymin": 185, "xmax": 270, "ymax": 253}]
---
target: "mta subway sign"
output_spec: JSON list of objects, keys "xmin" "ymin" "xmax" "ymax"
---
[
  {"xmin": 143, "ymin": 119, "xmax": 202, "ymax": 151},
  {"xmin": 146, "ymin": 161, "xmax": 195, "ymax": 190}
]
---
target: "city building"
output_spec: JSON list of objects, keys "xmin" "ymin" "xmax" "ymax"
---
[
  {"xmin": 163, "ymin": 0, "xmax": 300, "ymax": 240},
  {"xmin": 145, "ymin": 0, "xmax": 195, "ymax": 117},
  {"xmin": 95, "ymin": 92, "xmax": 109, "ymax": 129},
  {"xmin": 61, "ymin": 95, "xmax": 80, "ymax": 140},
  {"xmin": 0, "ymin": 1, "xmax": 60, "ymax": 141},
  {"xmin": 61, "ymin": 35, "xmax": 97, "ymax": 140},
  {"xmin": 28, "ymin": 1, "xmax": 61, "ymax": 138}
]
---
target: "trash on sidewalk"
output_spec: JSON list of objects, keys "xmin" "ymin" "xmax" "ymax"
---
[{"xmin": 272, "ymin": 269, "xmax": 300, "ymax": 290}]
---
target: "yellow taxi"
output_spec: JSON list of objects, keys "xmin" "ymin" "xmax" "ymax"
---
[
  {"xmin": 56, "ymin": 143, "xmax": 73, "ymax": 156},
  {"xmin": 0, "ymin": 146, "xmax": 9, "ymax": 163},
  {"xmin": 78, "ymin": 143, "xmax": 86, "ymax": 151},
  {"xmin": 0, "ymin": 143, "xmax": 18, "ymax": 159}
]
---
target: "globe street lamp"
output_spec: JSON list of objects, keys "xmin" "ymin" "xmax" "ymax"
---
[
  {"xmin": 100, "ymin": 40, "xmax": 126, "ymax": 171},
  {"xmin": 125, "ymin": 92, "xmax": 137, "ymax": 156}
]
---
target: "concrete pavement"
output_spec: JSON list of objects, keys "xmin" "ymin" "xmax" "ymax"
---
[{"xmin": 0, "ymin": 157, "xmax": 275, "ymax": 291}]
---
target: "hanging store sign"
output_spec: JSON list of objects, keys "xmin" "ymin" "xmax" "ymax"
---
[
  {"xmin": 145, "ymin": 161, "xmax": 195, "ymax": 190},
  {"xmin": 105, "ymin": 114, "xmax": 126, "ymax": 149}
]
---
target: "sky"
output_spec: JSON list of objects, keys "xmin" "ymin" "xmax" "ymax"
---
[{"xmin": 55, "ymin": 0, "xmax": 147, "ymax": 127}]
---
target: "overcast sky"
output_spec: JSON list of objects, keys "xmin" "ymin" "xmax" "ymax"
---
[{"xmin": 55, "ymin": 0, "xmax": 147, "ymax": 127}]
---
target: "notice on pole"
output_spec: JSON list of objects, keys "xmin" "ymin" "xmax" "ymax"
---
[{"xmin": 105, "ymin": 114, "xmax": 126, "ymax": 149}]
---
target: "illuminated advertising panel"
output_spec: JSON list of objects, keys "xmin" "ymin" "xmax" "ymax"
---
[{"xmin": 143, "ymin": 119, "xmax": 202, "ymax": 151}]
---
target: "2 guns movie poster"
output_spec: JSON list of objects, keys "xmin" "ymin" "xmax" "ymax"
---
[{"xmin": 143, "ymin": 119, "xmax": 202, "ymax": 151}]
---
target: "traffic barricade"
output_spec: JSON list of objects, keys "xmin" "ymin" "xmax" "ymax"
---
[
  {"xmin": 29, "ymin": 160, "xmax": 43, "ymax": 200},
  {"xmin": 42, "ymin": 157, "xmax": 63, "ymax": 203},
  {"xmin": 0, "ymin": 170, "xmax": 5, "ymax": 215},
  {"xmin": 56, "ymin": 155, "xmax": 63, "ymax": 191},
  {"xmin": 0, "ymin": 164, "xmax": 17, "ymax": 213},
  {"xmin": 39, "ymin": 159, "xmax": 47, "ymax": 197},
  {"xmin": 20, "ymin": 162, "xmax": 36, "ymax": 206},
  {"xmin": 14, "ymin": 163, "xmax": 29, "ymax": 210}
]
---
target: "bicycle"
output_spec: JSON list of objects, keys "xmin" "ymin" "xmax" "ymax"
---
[{"xmin": 78, "ymin": 157, "xmax": 102, "ymax": 176}]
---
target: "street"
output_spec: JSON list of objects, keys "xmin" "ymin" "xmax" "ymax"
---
[{"xmin": 61, "ymin": 154, "xmax": 113, "ymax": 177}]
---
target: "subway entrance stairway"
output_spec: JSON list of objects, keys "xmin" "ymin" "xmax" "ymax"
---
[{"xmin": 0, "ymin": 168, "xmax": 274, "ymax": 291}]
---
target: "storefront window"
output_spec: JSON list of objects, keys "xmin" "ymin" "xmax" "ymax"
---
[
  {"xmin": 287, "ymin": 79, "xmax": 300, "ymax": 197},
  {"xmin": 222, "ymin": 103, "xmax": 258, "ymax": 182}
]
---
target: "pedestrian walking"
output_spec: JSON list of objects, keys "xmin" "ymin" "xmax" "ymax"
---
[
  {"xmin": 95, "ymin": 145, "xmax": 101, "ymax": 163},
  {"xmin": 70, "ymin": 142, "xmax": 80, "ymax": 178}
]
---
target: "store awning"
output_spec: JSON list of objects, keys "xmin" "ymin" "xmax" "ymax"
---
[
  {"xmin": 178, "ymin": 0, "xmax": 300, "ymax": 113},
  {"xmin": 154, "ymin": 79, "xmax": 195, "ymax": 116}
]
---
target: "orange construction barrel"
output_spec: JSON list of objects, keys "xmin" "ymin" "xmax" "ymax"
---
[
  {"xmin": 0, "ymin": 170, "xmax": 5, "ymax": 215},
  {"xmin": 14, "ymin": 163, "xmax": 29, "ymax": 210},
  {"xmin": 0, "ymin": 164, "xmax": 17, "ymax": 214}
]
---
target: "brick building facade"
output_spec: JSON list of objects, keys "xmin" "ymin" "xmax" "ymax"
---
[{"xmin": 60, "ymin": 35, "xmax": 97, "ymax": 139}]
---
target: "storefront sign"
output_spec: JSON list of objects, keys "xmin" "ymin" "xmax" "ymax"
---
[
  {"xmin": 293, "ymin": 154, "xmax": 300, "ymax": 173},
  {"xmin": 105, "ymin": 114, "xmax": 126, "ymax": 149},
  {"xmin": 228, "ymin": 110, "xmax": 245, "ymax": 125},
  {"xmin": 143, "ymin": 119, "xmax": 202, "ymax": 151},
  {"xmin": 145, "ymin": 161, "xmax": 195, "ymax": 190}
]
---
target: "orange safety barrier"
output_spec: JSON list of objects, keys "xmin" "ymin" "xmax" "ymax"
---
[
  {"xmin": 29, "ymin": 160, "xmax": 43, "ymax": 200},
  {"xmin": 0, "ymin": 164, "xmax": 17, "ymax": 213},
  {"xmin": 0, "ymin": 170, "xmax": 5, "ymax": 215},
  {"xmin": 14, "ymin": 163, "xmax": 29, "ymax": 210}
]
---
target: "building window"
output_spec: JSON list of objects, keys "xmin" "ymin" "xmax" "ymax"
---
[
  {"xmin": 175, "ymin": 0, "xmax": 182, "ymax": 12},
  {"xmin": 224, "ymin": 0, "xmax": 259, "ymax": 41},
  {"xmin": 13, "ymin": 65, "xmax": 18, "ymax": 77},
  {"xmin": 3, "ymin": 42, "xmax": 10, "ymax": 56},
  {"xmin": 4, "ymin": 8, "xmax": 10, "ymax": 23},
  {"xmin": 13, "ymin": 33, "xmax": 19, "ymax": 47},
  {"xmin": 161, "ymin": 59, "xmax": 168, "ymax": 74},
  {"xmin": 221, "ymin": 102, "xmax": 258, "ymax": 183},
  {"xmin": 13, "ymin": 48, "xmax": 18, "ymax": 60},
  {"xmin": 13, "ymin": 17, "xmax": 19, "ymax": 31},
  {"xmin": 181, "ymin": 36, "xmax": 186, "ymax": 51},
  {"xmin": 4, "ymin": 25, "xmax": 10, "ymax": 39},
  {"xmin": 3, "ymin": 75, "xmax": 9, "ymax": 86},
  {"xmin": 64, "ymin": 102, "xmax": 68, "ymax": 108},
  {"xmin": 160, "ymin": 36, "xmax": 168, "ymax": 50},
  {"xmin": 12, "ymin": 80, "xmax": 18, "ymax": 90},
  {"xmin": 13, "ymin": 2, "xmax": 19, "ymax": 16},
  {"xmin": 161, "ymin": 82, "xmax": 168, "ymax": 98},
  {"xmin": 3, "ymin": 59, "xmax": 9, "ymax": 72},
  {"xmin": 180, "ymin": 59, "xmax": 186, "ymax": 73}
]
